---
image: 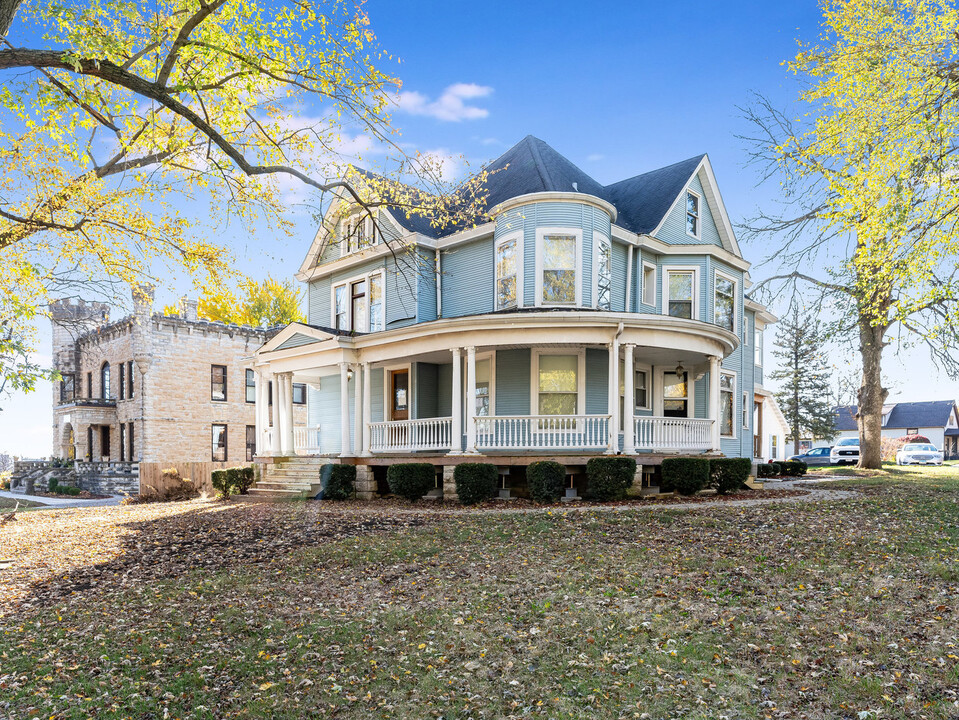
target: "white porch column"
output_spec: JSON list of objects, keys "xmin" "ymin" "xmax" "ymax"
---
[
  {"xmin": 269, "ymin": 373, "xmax": 281, "ymax": 455},
  {"xmin": 606, "ymin": 338, "xmax": 620, "ymax": 454},
  {"xmin": 353, "ymin": 364, "xmax": 363, "ymax": 456},
  {"xmin": 623, "ymin": 344, "xmax": 636, "ymax": 454},
  {"xmin": 708, "ymin": 355, "xmax": 721, "ymax": 452},
  {"xmin": 362, "ymin": 362, "xmax": 372, "ymax": 456},
  {"xmin": 254, "ymin": 370, "xmax": 266, "ymax": 457},
  {"xmin": 465, "ymin": 346, "xmax": 477, "ymax": 454},
  {"xmin": 278, "ymin": 372, "xmax": 294, "ymax": 456},
  {"xmin": 449, "ymin": 348, "xmax": 463, "ymax": 453},
  {"xmin": 339, "ymin": 362, "xmax": 351, "ymax": 457}
]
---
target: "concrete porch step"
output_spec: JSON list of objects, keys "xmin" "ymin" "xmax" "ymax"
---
[{"xmin": 247, "ymin": 487, "xmax": 310, "ymax": 500}]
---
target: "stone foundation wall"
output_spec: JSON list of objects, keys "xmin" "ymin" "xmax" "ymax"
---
[{"xmin": 75, "ymin": 461, "xmax": 139, "ymax": 496}]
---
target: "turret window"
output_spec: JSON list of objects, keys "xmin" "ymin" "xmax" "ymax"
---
[
  {"xmin": 495, "ymin": 234, "xmax": 520, "ymax": 310},
  {"xmin": 595, "ymin": 233, "xmax": 611, "ymax": 311},
  {"xmin": 536, "ymin": 228, "xmax": 582, "ymax": 307},
  {"xmin": 100, "ymin": 362, "xmax": 111, "ymax": 400}
]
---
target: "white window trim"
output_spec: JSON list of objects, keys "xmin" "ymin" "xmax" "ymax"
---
[
  {"xmin": 685, "ymin": 188, "xmax": 702, "ymax": 240},
  {"xmin": 662, "ymin": 265, "xmax": 700, "ymax": 321},
  {"xmin": 719, "ymin": 369, "xmax": 737, "ymax": 439},
  {"xmin": 382, "ymin": 361, "xmax": 413, "ymax": 422},
  {"xmin": 339, "ymin": 211, "xmax": 378, "ymax": 257},
  {"xmin": 713, "ymin": 268, "xmax": 738, "ymax": 335},
  {"xmin": 494, "ymin": 231, "xmax": 524, "ymax": 311},
  {"xmin": 462, "ymin": 351, "xmax": 496, "ymax": 417},
  {"xmin": 755, "ymin": 326, "xmax": 764, "ymax": 367},
  {"xmin": 534, "ymin": 226, "xmax": 583, "ymax": 308},
  {"xmin": 641, "ymin": 261, "xmax": 657, "ymax": 308},
  {"xmin": 530, "ymin": 349, "xmax": 586, "ymax": 416},
  {"xmin": 742, "ymin": 390, "xmax": 749, "ymax": 430},
  {"xmin": 330, "ymin": 269, "xmax": 386, "ymax": 332},
  {"xmin": 655, "ymin": 366, "xmax": 696, "ymax": 418},
  {"xmin": 619, "ymin": 360, "xmax": 653, "ymax": 413},
  {"xmin": 591, "ymin": 231, "xmax": 611, "ymax": 310}
]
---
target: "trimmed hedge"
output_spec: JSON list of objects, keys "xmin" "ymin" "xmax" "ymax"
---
[
  {"xmin": 48, "ymin": 477, "xmax": 59, "ymax": 492},
  {"xmin": 662, "ymin": 457, "xmax": 710, "ymax": 496},
  {"xmin": 387, "ymin": 463, "xmax": 435, "ymax": 501},
  {"xmin": 757, "ymin": 463, "xmax": 776, "ymax": 478},
  {"xmin": 770, "ymin": 462, "xmax": 782, "ymax": 476},
  {"xmin": 781, "ymin": 460, "xmax": 808, "ymax": 477},
  {"xmin": 212, "ymin": 466, "xmax": 255, "ymax": 498},
  {"xmin": 527, "ymin": 461, "xmax": 566, "ymax": 503},
  {"xmin": 321, "ymin": 464, "xmax": 355, "ymax": 500},
  {"xmin": 454, "ymin": 463, "xmax": 498, "ymax": 505},
  {"xmin": 710, "ymin": 457, "xmax": 752, "ymax": 495},
  {"xmin": 585, "ymin": 457, "xmax": 636, "ymax": 501}
]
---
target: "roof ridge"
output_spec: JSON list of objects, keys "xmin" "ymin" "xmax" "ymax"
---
[
  {"xmin": 606, "ymin": 153, "xmax": 707, "ymax": 190},
  {"xmin": 524, "ymin": 135, "xmax": 553, "ymax": 191}
]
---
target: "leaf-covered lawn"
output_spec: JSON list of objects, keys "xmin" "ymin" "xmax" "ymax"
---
[{"xmin": 1, "ymin": 468, "xmax": 958, "ymax": 719}]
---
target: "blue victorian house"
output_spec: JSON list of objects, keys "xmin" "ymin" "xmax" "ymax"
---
[{"xmin": 248, "ymin": 136, "xmax": 779, "ymax": 497}]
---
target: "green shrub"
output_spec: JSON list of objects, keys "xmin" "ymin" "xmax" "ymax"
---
[
  {"xmin": 781, "ymin": 460, "xmax": 808, "ymax": 477},
  {"xmin": 47, "ymin": 477, "xmax": 59, "ymax": 493},
  {"xmin": 710, "ymin": 457, "xmax": 752, "ymax": 495},
  {"xmin": 770, "ymin": 462, "xmax": 782, "ymax": 476},
  {"xmin": 233, "ymin": 466, "xmax": 255, "ymax": 494},
  {"xmin": 526, "ymin": 461, "xmax": 566, "ymax": 503},
  {"xmin": 661, "ymin": 458, "xmax": 710, "ymax": 496},
  {"xmin": 211, "ymin": 469, "xmax": 230, "ymax": 498},
  {"xmin": 454, "ymin": 463, "xmax": 498, "ymax": 505},
  {"xmin": 387, "ymin": 463, "xmax": 435, "ymax": 501},
  {"xmin": 212, "ymin": 466, "xmax": 255, "ymax": 498},
  {"xmin": 757, "ymin": 463, "xmax": 775, "ymax": 478},
  {"xmin": 585, "ymin": 457, "xmax": 636, "ymax": 501},
  {"xmin": 66, "ymin": 486, "xmax": 81, "ymax": 496},
  {"xmin": 322, "ymin": 464, "xmax": 355, "ymax": 500}
]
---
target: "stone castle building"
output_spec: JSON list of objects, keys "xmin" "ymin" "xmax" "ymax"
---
[{"xmin": 51, "ymin": 289, "xmax": 306, "ymax": 465}]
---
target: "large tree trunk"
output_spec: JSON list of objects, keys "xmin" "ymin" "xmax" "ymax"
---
[
  {"xmin": 0, "ymin": 0, "xmax": 22, "ymax": 40},
  {"xmin": 857, "ymin": 319, "xmax": 888, "ymax": 469}
]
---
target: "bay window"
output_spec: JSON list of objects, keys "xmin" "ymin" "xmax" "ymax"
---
[
  {"xmin": 714, "ymin": 273, "xmax": 736, "ymax": 332},
  {"xmin": 351, "ymin": 279, "xmax": 367, "ymax": 332},
  {"xmin": 595, "ymin": 233, "xmax": 611, "ymax": 310},
  {"xmin": 369, "ymin": 274, "xmax": 384, "ymax": 331},
  {"xmin": 666, "ymin": 269, "xmax": 695, "ymax": 319},
  {"xmin": 334, "ymin": 285, "xmax": 348, "ymax": 330},
  {"xmin": 720, "ymin": 372, "xmax": 735, "ymax": 437},
  {"xmin": 496, "ymin": 234, "xmax": 519, "ymax": 310},
  {"xmin": 538, "ymin": 230, "xmax": 579, "ymax": 306},
  {"xmin": 333, "ymin": 272, "xmax": 384, "ymax": 332}
]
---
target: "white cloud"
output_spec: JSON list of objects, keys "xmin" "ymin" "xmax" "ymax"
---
[
  {"xmin": 586, "ymin": 153, "xmax": 605, "ymax": 162},
  {"xmin": 411, "ymin": 147, "xmax": 463, "ymax": 182},
  {"xmin": 394, "ymin": 83, "xmax": 493, "ymax": 122}
]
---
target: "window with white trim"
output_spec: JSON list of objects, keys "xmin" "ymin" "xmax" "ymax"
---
[
  {"xmin": 686, "ymin": 191, "xmax": 700, "ymax": 238},
  {"xmin": 333, "ymin": 271, "xmax": 384, "ymax": 332},
  {"xmin": 720, "ymin": 372, "xmax": 735, "ymax": 438},
  {"xmin": 714, "ymin": 273, "xmax": 736, "ymax": 332},
  {"xmin": 351, "ymin": 279, "xmax": 367, "ymax": 332},
  {"xmin": 770, "ymin": 435, "xmax": 778, "ymax": 459},
  {"xmin": 537, "ymin": 354, "xmax": 579, "ymax": 415},
  {"xmin": 475, "ymin": 358, "xmax": 492, "ymax": 417},
  {"xmin": 663, "ymin": 372, "xmax": 688, "ymax": 417},
  {"xmin": 755, "ymin": 328, "xmax": 764, "ymax": 366},
  {"xmin": 666, "ymin": 269, "xmax": 695, "ymax": 319},
  {"xmin": 642, "ymin": 262, "xmax": 656, "ymax": 306},
  {"xmin": 369, "ymin": 274, "xmax": 384, "ymax": 331},
  {"xmin": 595, "ymin": 234, "xmax": 611, "ymax": 311},
  {"xmin": 541, "ymin": 233, "xmax": 577, "ymax": 305},
  {"xmin": 742, "ymin": 391, "xmax": 749, "ymax": 429},
  {"xmin": 334, "ymin": 285, "xmax": 348, "ymax": 330},
  {"xmin": 342, "ymin": 212, "xmax": 377, "ymax": 255},
  {"xmin": 495, "ymin": 235, "xmax": 519, "ymax": 310}
]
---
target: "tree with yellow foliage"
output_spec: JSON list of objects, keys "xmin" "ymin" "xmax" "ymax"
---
[
  {"xmin": 743, "ymin": 0, "xmax": 959, "ymax": 468},
  {"xmin": 0, "ymin": 1, "xmax": 489, "ymax": 403},
  {"xmin": 166, "ymin": 276, "xmax": 304, "ymax": 326}
]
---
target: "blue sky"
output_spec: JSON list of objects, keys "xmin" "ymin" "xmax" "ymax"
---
[{"xmin": 2, "ymin": 0, "xmax": 957, "ymax": 457}]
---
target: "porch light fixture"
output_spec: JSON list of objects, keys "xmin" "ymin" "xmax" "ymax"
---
[
  {"xmin": 675, "ymin": 361, "xmax": 685, "ymax": 378},
  {"xmin": 347, "ymin": 367, "xmax": 354, "ymax": 382}
]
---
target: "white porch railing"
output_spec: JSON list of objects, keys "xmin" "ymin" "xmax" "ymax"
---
[
  {"xmin": 475, "ymin": 414, "xmax": 610, "ymax": 450},
  {"xmin": 634, "ymin": 416, "xmax": 714, "ymax": 452},
  {"xmin": 370, "ymin": 417, "xmax": 453, "ymax": 453},
  {"xmin": 294, "ymin": 426, "xmax": 322, "ymax": 455}
]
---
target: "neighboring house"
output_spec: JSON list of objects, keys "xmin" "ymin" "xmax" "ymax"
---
[
  {"xmin": 50, "ymin": 289, "xmax": 307, "ymax": 469},
  {"xmin": 754, "ymin": 388, "xmax": 790, "ymax": 462},
  {"xmin": 833, "ymin": 400, "xmax": 959, "ymax": 459},
  {"xmin": 250, "ymin": 135, "xmax": 777, "ymax": 497}
]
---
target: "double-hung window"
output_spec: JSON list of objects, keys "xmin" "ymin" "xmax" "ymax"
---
[
  {"xmin": 246, "ymin": 425, "xmax": 257, "ymax": 462},
  {"xmin": 212, "ymin": 424, "xmax": 228, "ymax": 462},
  {"xmin": 720, "ymin": 372, "xmax": 736, "ymax": 438},
  {"xmin": 686, "ymin": 190, "xmax": 700, "ymax": 238},
  {"xmin": 100, "ymin": 362, "xmax": 111, "ymax": 400},
  {"xmin": 663, "ymin": 372, "xmax": 688, "ymax": 417},
  {"xmin": 211, "ymin": 365, "xmax": 227, "ymax": 402},
  {"xmin": 742, "ymin": 391, "xmax": 749, "ymax": 429},
  {"xmin": 333, "ymin": 272, "xmax": 383, "ymax": 332},
  {"xmin": 642, "ymin": 262, "xmax": 656, "ymax": 307},
  {"xmin": 293, "ymin": 383, "xmax": 306, "ymax": 405},
  {"xmin": 127, "ymin": 361, "xmax": 134, "ymax": 398},
  {"xmin": 334, "ymin": 285, "xmax": 348, "ymax": 331},
  {"xmin": 245, "ymin": 369, "xmax": 256, "ymax": 403},
  {"xmin": 666, "ymin": 269, "xmax": 695, "ymax": 319},
  {"xmin": 369, "ymin": 274, "xmax": 384, "ymax": 331},
  {"xmin": 537, "ymin": 354, "xmax": 579, "ymax": 416},
  {"xmin": 755, "ymin": 328, "xmax": 764, "ymax": 366},
  {"xmin": 495, "ymin": 234, "xmax": 519, "ymax": 310},
  {"xmin": 595, "ymin": 233, "xmax": 611, "ymax": 311},
  {"xmin": 541, "ymin": 232, "xmax": 577, "ymax": 305},
  {"xmin": 714, "ymin": 273, "xmax": 736, "ymax": 332},
  {"xmin": 351, "ymin": 279, "xmax": 367, "ymax": 332}
]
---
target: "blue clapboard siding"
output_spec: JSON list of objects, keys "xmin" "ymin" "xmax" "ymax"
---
[
  {"xmin": 657, "ymin": 173, "xmax": 724, "ymax": 248},
  {"xmin": 694, "ymin": 377, "xmax": 707, "ymax": 420},
  {"xmin": 610, "ymin": 241, "xmax": 628, "ymax": 312},
  {"xmin": 637, "ymin": 250, "xmax": 659, "ymax": 313},
  {"xmin": 386, "ymin": 251, "xmax": 419, "ymax": 329},
  {"xmin": 417, "ymin": 248, "xmax": 437, "ymax": 323},
  {"xmin": 441, "ymin": 238, "xmax": 495, "ymax": 318},
  {"xmin": 308, "ymin": 277, "xmax": 332, "ymax": 327},
  {"xmin": 415, "ymin": 362, "xmax": 439, "ymax": 418},
  {"xmin": 585, "ymin": 348, "xmax": 608, "ymax": 414},
  {"xmin": 495, "ymin": 349, "xmax": 530, "ymax": 415},
  {"xmin": 437, "ymin": 363, "xmax": 452, "ymax": 416},
  {"xmin": 656, "ymin": 255, "xmax": 709, "ymax": 323},
  {"xmin": 494, "ymin": 201, "xmax": 613, "ymax": 308},
  {"xmin": 370, "ymin": 368, "xmax": 384, "ymax": 423}
]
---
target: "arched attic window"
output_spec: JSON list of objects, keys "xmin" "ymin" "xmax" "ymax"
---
[{"xmin": 101, "ymin": 362, "xmax": 111, "ymax": 400}]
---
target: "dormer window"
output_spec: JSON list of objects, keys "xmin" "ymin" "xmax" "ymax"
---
[
  {"xmin": 686, "ymin": 191, "xmax": 700, "ymax": 238},
  {"xmin": 341, "ymin": 211, "xmax": 377, "ymax": 255}
]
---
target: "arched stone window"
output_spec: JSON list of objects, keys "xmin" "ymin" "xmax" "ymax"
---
[{"xmin": 101, "ymin": 362, "xmax": 111, "ymax": 399}]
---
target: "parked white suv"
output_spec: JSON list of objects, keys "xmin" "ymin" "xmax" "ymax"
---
[{"xmin": 830, "ymin": 437, "xmax": 860, "ymax": 465}]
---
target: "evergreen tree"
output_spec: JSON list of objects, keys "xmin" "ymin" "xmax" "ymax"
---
[{"xmin": 768, "ymin": 305, "xmax": 836, "ymax": 454}]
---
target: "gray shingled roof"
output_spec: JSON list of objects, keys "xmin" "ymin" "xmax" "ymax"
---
[
  {"xmin": 833, "ymin": 401, "xmax": 958, "ymax": 431},
  {"xmin": 382, "ymin": 136, "xmax": 706, "ymax": 239}
]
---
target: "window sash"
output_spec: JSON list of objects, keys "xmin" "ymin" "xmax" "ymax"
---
[
  {"xmin": 686, "ymin": 192, "xmax": 699, "ymax": 236},
  {"xmin": 714, "ymin": 277, "xmax": 735, "ymax": 331},
  {"xmin": 334, "ymin": 285, "xmax": 348, "ymax": 330},
  {"xmin": 755, "ymin": 329, "xmax": 764, "ymax": 365},
  {"xmin": 496, "ymin": 238, "xmax": 518, "ymax": 310},
  {"xmin": 635, "ymin": 370, "xmax": 648, "ymax": 409},
  {"xmin": 596, "ymin": 236, "xmax": 611, "ymax": 311},
  {"xmin": 245, "ymin": 369, "xmax": 256, "ymax": 403},
  {"xmin": 212, "ymin": 424, "xmax": 227, "ymax": 462},
  {"xmin": 369, "ymin": 274, "xmax": 384, "ymax": 332},
  {"xmin": 100, "ymin": 364, "xmax": 111, "ymax": 400},
  {"xmin": 60, "ymin": 375, "xmax": 75, "ymax": 403},
  {"xmin": 667, "ymin": 271, "xmax": 694, "ymax": 319},
  {"xmin": 246, "ymin": 425, "xmax": 256, "ymax": 462},
  {"xmin": 742, "ymin": 391, "xmax": 749, "ymax": 428},
  {"xmin": 542, "ymin": 235, "xmax": 576, "ymax": 305},
  {"xmin": 118, "ymin": 363, "xmax": 125, "ymax": 400},
  {"xmin": 292, "ymin": 383, "xmax": 306, "ymax": 404},
  {"xmin": 211, "ymin": 365, "xmax": 227, "ymax": 401},
  {"xmin": 720, "ymin": 373, "xmax": 735, "ymax": 437},
  {"xmin": 351, "ymin": 279, "xmax": 367, "ymax": 332},
  {"xmin": 538, "ymin": 354, "xmax": 578, "ymax": 416},
  {"xmin": 642, "ymin": 265, "xmax": 656, "ymax": 306}
]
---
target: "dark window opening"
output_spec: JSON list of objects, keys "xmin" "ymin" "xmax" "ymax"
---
[
  {"xmin": 212, "ymin": 424, "xmax": 227, "ymax": 461},
  {"xmin": 245, "ymin": 369, "xmax": 256, "ymax": 403},
  {"xmin": 246, "ymin": 425, "xmax": 256, "ymax": 462},
  {"xmin": 211, "ymin": 365, "xmax": 227, "ymax": 402},
  {"xmin": 60, "ymin": 374, "xmax": 75, "ymax": 403},
  {"xmin": 293, "ymin": 383, "xmax": 306, "ymax": 405}
]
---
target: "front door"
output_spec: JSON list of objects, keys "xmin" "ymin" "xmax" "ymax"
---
[
  {"xmin": 390, "ymin": 370, "xmax": 409, "ymax": 421},
  {"xmin": 100, "ymin": 425, "xmax": 111, "ymax": 460}
]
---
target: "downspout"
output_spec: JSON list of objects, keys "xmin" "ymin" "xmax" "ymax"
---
[
  {"xmin": 435, "ymin": 249, "xmax": 442, "ymax": 319},
  {"xmin": 625, "ymin": 246, "xmax": 633, "ymax": 313}
]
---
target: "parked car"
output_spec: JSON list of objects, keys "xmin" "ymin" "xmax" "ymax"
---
[
  {"xmin": 896, "ymin": 443, "xmax": 944, "ymax": 466},
  {"xmin": 830, "ymin": 437, "xmax": 860, "ymax": 465},
  {"xmin": 787, "ymin": 447, "xmax": 833, "ymax": 466}
]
